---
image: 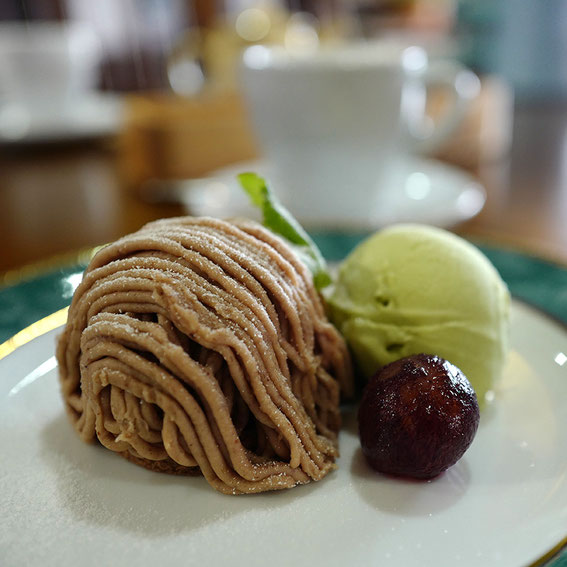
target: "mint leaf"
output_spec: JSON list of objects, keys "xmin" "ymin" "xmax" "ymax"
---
[
  {"xmin": 238, "ymin": 172, "xmax": 331, "ymax": 290},
  {"xmin": 238, "ymin": 172, "xmax": 265, "ymax": 208}
]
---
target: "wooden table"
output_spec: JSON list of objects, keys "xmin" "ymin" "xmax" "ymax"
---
[
  {"xmin": 0, "ymin": 140, "xmax": 184, "ymax": 275},
  {"xmin": 1, "ymin": 95, "xmax": 566, "ymax": 278},
  {"xmin": 458, "ymin": 102, "xmax": 567, "ymax": 264}
]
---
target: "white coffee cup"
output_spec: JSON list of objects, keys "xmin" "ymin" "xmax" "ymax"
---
[
  {"xmin": 0, "ymin": 22, "xmax": 101, "ymax": 140},
  {"xmin": 239, "ymin": 42, "xmax": 479, "ymax": 228}
]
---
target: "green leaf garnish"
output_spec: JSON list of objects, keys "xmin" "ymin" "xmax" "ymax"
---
[{"xmin": 238, "ymin": 172, "xmax": 331, "ymax": 290}]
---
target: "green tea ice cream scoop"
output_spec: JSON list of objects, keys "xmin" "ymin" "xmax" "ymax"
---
[{"xmin": 328, "ymin": 224, "xmax": 510, "ymax": 405}]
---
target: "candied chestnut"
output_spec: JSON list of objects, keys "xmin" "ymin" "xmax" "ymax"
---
[{"xmin": 358, "ymin": 353, "xmax": 480, "ymax": 479}]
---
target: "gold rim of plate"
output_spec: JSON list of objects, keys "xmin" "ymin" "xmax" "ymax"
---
[
  {"xmin": 0, "ymin": 245, "xmax": 100, "ymax": 359},
  {"xmin": 0, "ymin": 307, "xmax": 69, "ymax": 360}
]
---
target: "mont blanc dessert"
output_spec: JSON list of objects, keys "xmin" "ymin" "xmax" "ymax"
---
[{"xmin": 57, "ymin": 215, "xmax": 353, "ymax": 495}]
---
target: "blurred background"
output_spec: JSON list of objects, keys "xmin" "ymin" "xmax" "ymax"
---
[{"xmin": 1, "ymin": 0, "xmax": 566, "ymax": 276}]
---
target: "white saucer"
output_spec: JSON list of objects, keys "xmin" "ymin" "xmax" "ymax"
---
[
  {"xmin": 0, "ymin": 94, "xmax": 124, "ymax": 144},
  {"xmin": 176, "ymin": 157, "xmax": 486, "ymax": 230}
]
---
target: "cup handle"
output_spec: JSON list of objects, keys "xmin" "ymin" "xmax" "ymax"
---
[{"xmin": 406, "ymin": 60, "xmax": 481, "ymax": 155}]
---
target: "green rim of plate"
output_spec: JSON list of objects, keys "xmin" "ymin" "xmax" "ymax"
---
[{"xmin": 2, "ymin": 233, "xmax": 567, "ymax": 344}]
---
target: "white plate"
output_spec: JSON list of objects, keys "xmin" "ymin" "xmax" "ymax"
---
[
  {"xmin": 1, "ymin": 300, "xmax": 565, "ymax": 567},
  {"xmin": 0, "ymin": 94, "xmax": 124, "ymax": 144},
  {"xmin": 173, "ymin": 157, "xmax": 486, "ymax": 230}
]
